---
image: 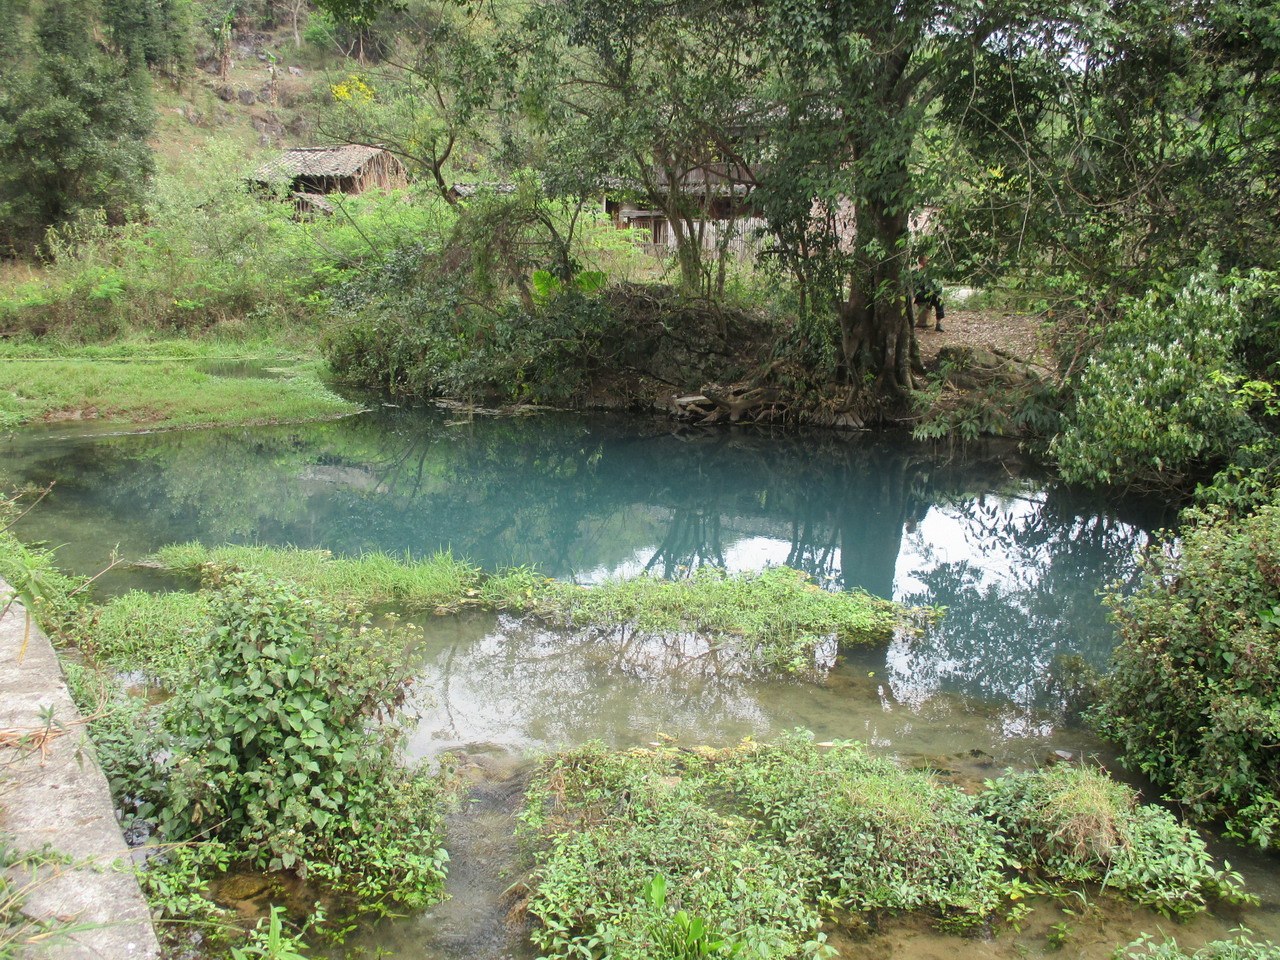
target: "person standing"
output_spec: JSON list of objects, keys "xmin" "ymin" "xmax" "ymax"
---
[{"xmin": 912, "ymin": 254, "xmax": 945, "ymax": 333}]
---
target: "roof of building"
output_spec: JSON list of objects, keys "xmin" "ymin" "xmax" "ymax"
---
[{"xmin": 252, "ymin": 145, "xmax": 388, "ymax": 182}]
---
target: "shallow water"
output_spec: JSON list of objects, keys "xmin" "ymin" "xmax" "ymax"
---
[{"xmin": 3, "ymin": 408, "xmax": 1276, "ymax": 957}]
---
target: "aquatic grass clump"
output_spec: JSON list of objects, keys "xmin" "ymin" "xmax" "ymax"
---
[
  {"xmin": 977, "ymin": 765, "xmax": 1250, "ymax": 917},
  {"xmin": 158, "ymin": 545, "xmax": 908, "ymax": 673},
  {"xmin": 486, "ymin": 565, "xmax": 904, "ymax": 673},
  {"xmin": 706, "ymin": 731, "xmax": 1012, "ymax": 929},
  {"xmin": 156, "ymin": 543, "xmax": 482, "ymax": 611},
  {"xmin": 74, "ymin": 589, "xmax": 215, "ymax": 685},
  {"xmin": 520, "ymin": 742, "xmax": 830, "ymax": 960}
]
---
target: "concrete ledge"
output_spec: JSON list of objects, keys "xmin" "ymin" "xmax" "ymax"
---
[{"xmin": 0, "ymin": 578, "xmax": 160, "ymax": 960}]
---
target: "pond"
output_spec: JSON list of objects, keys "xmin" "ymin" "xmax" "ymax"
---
[{"xmin": 2, "ymin": 408, "xmax": 1276, "ymax": 958}]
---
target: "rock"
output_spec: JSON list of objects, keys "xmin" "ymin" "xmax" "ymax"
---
[
  {"xmin": 288, "ymin": 65, "xmax": 304, "ymax": 77},
  {"xmin": 213, "ymin": 84, "xmax": 235, "ymax": 102},
  {"xmin": 237, "ymin": 88, "xmax": 256, "ymax": 106},
  {"xmin": 1046, "ymin": 749, "xmax": 1076, "ymax": 765},
  {"xmin": 217, "ymin": 873, "xmax": 271, "ymax": 902}
]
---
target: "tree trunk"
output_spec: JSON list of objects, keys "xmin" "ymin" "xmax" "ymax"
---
[{"xmin": 838, "ymin": 152, "xmax": 916, "ymax": 394}]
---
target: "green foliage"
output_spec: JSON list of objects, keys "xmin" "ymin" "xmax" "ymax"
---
[
  {"xmin": 74, "ymin": 589, "xmax": 215, "ymax": 686},
  {"xmin": 1093, "ymin": 504, "xmax": 1280, "ymax": 850},
  {"xmin": 526, "ymin": 566, "xmax": 904, "ymax": 673},
  {"xmin": 0, "ymin": 489, "xmax": 86, "ymax": 641},
  {"xmin": 1113, "ymin": 932, "xmax": 1280, "ymax": 960},
  {"xmin": 709, "ymin": 733, "xmax": 1010, "ymax": 929},
  {"xmin": 157, "ymin": 544, "xmax": 482, "ymax": 611},
  {"xmin": 146, "ymin": 570, "xmax": 449, "ymax": 908},
  {"xmin": 641, "ymin": 875, "xmax": 744, "ymax": 959},
  {"xmin": 0, "ymin": 0, "xmax": 153, "ymax": 257},
  {"xmin": 1051, "ymin": 273, "xmax": 1263, "ymax": 490},
  {"xmin": 321, "ymin": 189, "xmax": 653, "ymax": 405},
  {"xmin": 519, "ymin": 741, "xmax": 829, "ymax": 960},
  {"xmin": 231, "ymin": 906, "xmax": 312, "ymax": 960},
  {"xmin": 521, "ymin": 734, "xmax": 1255, "ymax": 960},
  {"xmin": 0, "ymin": 144, "xmax": 457, "ymax": 339},
  {"xmin": 977, "ymin": 765, "xmax": 1249, "ymax": 917}
]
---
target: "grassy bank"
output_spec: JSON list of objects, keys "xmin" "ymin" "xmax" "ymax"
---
[
  {"xmin": 0, "ymin": 342, "xmax": 361, "ymax": 430},
  {"xmin": 153, "ymin": 543, "xmax": 905, "ymax": 673}
]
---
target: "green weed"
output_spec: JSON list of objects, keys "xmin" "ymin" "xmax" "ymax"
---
[
  {"xmin": 978, "ymin": 765, "xmax": 1251, "ymax": 917},
  {"xmin": 1113, "ymin": 931, "xmax": 1280, "ymax": 960}
]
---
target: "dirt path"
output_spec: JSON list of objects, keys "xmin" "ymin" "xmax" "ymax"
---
[{"xmin": 914, "ymin": 309, "xmax": 1054, "ymax": 368}]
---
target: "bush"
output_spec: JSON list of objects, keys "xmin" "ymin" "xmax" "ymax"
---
[
  {"xmin": 977, "ymin": 765, "xmax": 1248, "ymax": 916},
  {"xmin": 1093, "ymin": 504, "xmax": 1280, "ymax": 850},
  {"xmin": 127, "ymin": 570, "xmax": 449, "ymax": 910},
  {"xmin": 1050, "ymin": 272, "xmax": 1262, "ymax": 490},
  {"xmin": 324, "ymin": 270, "xmax": 623, "ymax": 404}
]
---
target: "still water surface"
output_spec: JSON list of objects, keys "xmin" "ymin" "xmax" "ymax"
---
[{"xmin": 2, "ymin": 409, "xmax": 1275, "ymax": 957}]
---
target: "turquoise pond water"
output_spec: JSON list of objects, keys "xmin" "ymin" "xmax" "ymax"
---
[{"xmin": 3, "ymin": 408, "xmax": 1275, "ymax": 958}]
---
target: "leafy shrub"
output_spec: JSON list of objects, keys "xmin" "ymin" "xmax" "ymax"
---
[
  {"xmin": 1050, "ymin": 272, "xmax": 1261, "ymax": 490},
  {"xmin": 1093, "ymin": 504, "xmax": 1280, "ymax": 850},
  {"xmin": 126, "ymin": 570, "xmax": 449, "ymax": 910},
  {"xmin": 977, "ymin": 765, "xmax": 1248, "ymax": 916},
  {"xmin": 323, "ymin": 273, "xmax": 623, "ymax": 404}
]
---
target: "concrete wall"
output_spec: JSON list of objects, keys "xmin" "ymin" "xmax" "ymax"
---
[{"xmin": 0, "ymin": 579, "xmax": 160, "ymax": 960}]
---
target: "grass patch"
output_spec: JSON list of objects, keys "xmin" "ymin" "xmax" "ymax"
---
[
  {"xmin": 156, "ymin": 546, "xmax": 906, "ymax": 673},
  {"xmin": 157, "ymin": 544, "xmax": 482, "ymax": 609},
  {"xmin": 0, "ymin": 355, "xmax": 360, "ymax": 430},
  {"xmin": 74, "ymin": 589, "xmax": 216, "ymax": 687},
  {"xmin": 977, "ymin": 765, "xmax": 1250, "ymax": 916}
]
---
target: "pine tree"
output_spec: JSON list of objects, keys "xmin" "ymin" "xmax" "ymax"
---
[{"xmin": 0, "ymin": 0, "xmax": 154, "ymax": 256}]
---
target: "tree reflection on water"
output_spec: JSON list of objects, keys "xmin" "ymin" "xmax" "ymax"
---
[{"xmin": 2, "ymin": 408, "xmax": 1169, "ymax": 715}]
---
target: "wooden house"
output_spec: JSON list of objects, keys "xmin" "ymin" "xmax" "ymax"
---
[
  {"xmin": 604, "ymin": 162, "xmax": 766, "ymax": 258},
  {"xmin": 250, "ymin": 145, "xmax": 407, "ymax": 214}
]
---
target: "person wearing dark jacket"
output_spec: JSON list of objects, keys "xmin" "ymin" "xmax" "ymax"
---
[{"xmin": 912, "ymin": 254, "xmax": 945, "ymax": 332}]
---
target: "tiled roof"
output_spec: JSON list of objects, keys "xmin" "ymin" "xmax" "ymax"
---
[{"xmin": 253, "ymin": 145, "xmax": 385, "ymax": 181}]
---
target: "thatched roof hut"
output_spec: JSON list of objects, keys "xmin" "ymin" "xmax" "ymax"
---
[{"xmin": 251, "ymin": 145, "xmax": 407, "ymax": 197}]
